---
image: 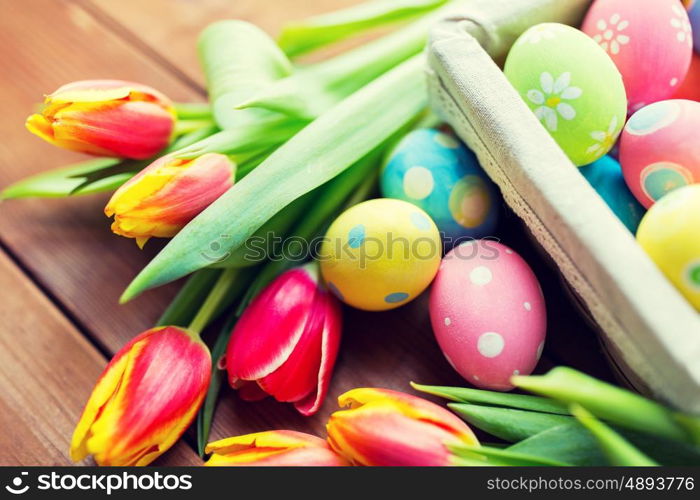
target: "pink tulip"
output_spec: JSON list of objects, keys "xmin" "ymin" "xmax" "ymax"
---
[
  {"xmin": 26, "ymin": 80, "xmax": 175, "ymax": 159},
  {"xmin": 225, "ymin": 263, "xmax": 342, "ymax": 416}
]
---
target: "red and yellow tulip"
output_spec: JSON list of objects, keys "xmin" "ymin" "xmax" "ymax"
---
[
  {"xmin": 225, "ymin": 263, "xmax": 342, "ymax": 416},
  {"xmin": 70, "ymin": 326, "xmax": 211, "ymax": 466},
  {"xmin": 26, "ymin": 80, "xmax": 175, "ymax": 159},
  {"xmin": 326, "ymin": 388, "xmax": 479, "ymax": 466},
  {"xmin": 104, "ymin": 152, "xmax": 234, "ymax": 248},
  {"xmin": 205, "ymin": 431, "xmax": 349, "ymax": 466}
]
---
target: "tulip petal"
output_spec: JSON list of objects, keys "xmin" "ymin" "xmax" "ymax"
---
[
  {"xmin": 338, "ymin": 387, "xmax": 477, "ymax": 444},
  {"xmin": 294, "ymin": 294, "xmax": 342, "ymax": 416},
  {"xmin": 205, "ymin": 431, "xmax": 348, "ymax": 466},
  {"xmin": 52, "ymin": 100, "xmax": 174, "ymax": 159},
  {"xmin": 327, "ymin": 400, "xmax": 460, "ymax": 466},
  {"xmin": 50, "ymin": 79, "xmax": 173, "ymax": 108},
  {"xmin": 76, "ymin": 327, "xmax": 210, "ymax": 466},
  {"xmin": 227, "ymin": 268, "xmax": 318, "ymax": 381}
]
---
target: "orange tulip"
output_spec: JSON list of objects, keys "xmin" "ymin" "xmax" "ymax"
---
[
  {"xmin": 26, "ymin": 79, "xmax": 175, "ymax": 159},
  {"xmin": 70, "ymin": 326, "xmax": 211, "ymax": 466},
  {"xmin": 205, "ymin": 431, "xmax": 349, "ymax": 466},
  {"xmin": 327, "ymin": 388, "xmax": 479, "ymax": 466},
  {"xmin": 104, "ymin": 153, "xmax": 234, "ymax": 247}
]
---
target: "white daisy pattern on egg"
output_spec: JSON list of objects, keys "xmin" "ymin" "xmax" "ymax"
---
[
  {"xmin": 586, "ymin": 115, "xmax": 620, "ymax": 158},
  {"xmin": 527, "ymin": 72, "xmax": 582, "ymax": 132},
  {"xmin": 671, "ymin": 4, "xmax": 693, "ymax": 48},
  {"xmin": 477, "ymin": 332, "xmax": 505, "ymax": 358},
  {"xmin": 517, "ymin": 23, "xmax": 564, "ymax": 45},
  {"xmin": 592, "ymin": 13, "xmax": 630, "ymax": 55}
]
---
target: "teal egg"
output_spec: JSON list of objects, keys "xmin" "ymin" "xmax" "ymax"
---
[
  {"xmin": 380, "ymin": 128, "xmax": 500, "ymax": 246},
  {"xmin": 579, "ymin": 155, "xmax": 646, "ymax": 232}
]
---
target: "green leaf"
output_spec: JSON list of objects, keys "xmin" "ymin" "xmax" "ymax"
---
[
  {"xmin": 451, "ymin": 444, "xmax": 570, "ymax": 466},
  {"xmin": 209, "ymin": 190, "xmax": 317, "ymax": 269},
  {"xmin": 448, "ymin": 403, "xmax": 574, "ymax": 443},
  {"xmin": 156, "ymin": 269, "xmax": 222, "ymax": 327},
  {"xmin": 198, "ymin": 20, "xmax": 292, "ymax": 129},
  {"xmin": 279, "ymin": 0, "xmax": 448, "ymax": 57},
  {"xmin": 240, "ymin": 6, "xmax": 451, "ymax": 119},
  {"xmin": 571, "ymin": 404, "xmax": 658, "ymax": 466},
  {"xmin": 513, "ymin": 367, "xmax": 693, "ymax": 443},
  {"xmin": 196, "ymin": 310, "xmax": 238, "ymax": 457},
  {"xmin": 508, "ymin": 423, "xmax": 608, "ymax": 466},
  {"xmin": 1, "ymin": 158, "xmax": 125, "ymax": 199},
  {"xmin": 411, "ymin": 382, "xmax": 569, "ymax": 415},
  {"xmin": 173, "ymin": 102, "xmax": 212, "ymax": 120},
  {"xmin": 121, "ymin": 54, "xmax": 428, "ymax": 302}
]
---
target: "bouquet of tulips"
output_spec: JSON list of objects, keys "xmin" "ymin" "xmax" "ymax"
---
[{"xmin": 6, "ymin": 0, "xmax": 700, "ymax": 467}]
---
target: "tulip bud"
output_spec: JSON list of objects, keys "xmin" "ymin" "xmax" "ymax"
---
[
  {"xmin": 205, "ymin": 431, "xmax": 349, "ymax": 466},
  {"xmin": 326, "ymin": 388, "xmax": 479, "ymax": 466},
  {"xmin": 104, "ymin": 153, "xmax": 235, "ymax": 248},
  {"xmin": 70, "ymin": 326, "xmax": 211, "ymax": 466},
  {"xmin": 225, "ymin": 263, "xmax": 342, "ymax": 416},
  {"xmin": 26, "ymin": 80, "xmax": 176, "ymax": 159}
]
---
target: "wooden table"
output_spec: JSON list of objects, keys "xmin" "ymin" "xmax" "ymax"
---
[{"xmin": 0, "ymin": 0, "xmax": 614, "ymax": 466}]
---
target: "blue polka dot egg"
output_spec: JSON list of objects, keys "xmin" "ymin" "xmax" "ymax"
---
[
  {"xmin": 319, "ymin": 198, "xmax": 442, "ymax": 311},
  {"xmin": 380, "ymin": 128, "xmax": 500, "ymax": 246}
]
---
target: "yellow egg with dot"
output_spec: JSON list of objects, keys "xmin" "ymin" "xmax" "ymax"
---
[
  {"xmin": 636, "ymin": 184, "xmax": 700, "ymax": 311},
  {"xmin": 319, "ymin": 198, "xmax": 442, "ymax": 311}
]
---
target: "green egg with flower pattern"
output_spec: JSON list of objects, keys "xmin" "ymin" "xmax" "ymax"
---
[{"xmin": 504, "ymin": 23, "xmax": 627, "ymax": 166}]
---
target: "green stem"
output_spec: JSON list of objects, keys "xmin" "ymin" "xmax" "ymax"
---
[
  {"xmin": 174, "ymin": 102, "xmax": 212, "ymax": 120},
  {"xmin": 188, "ymin": 268, "xmax": 240, "ymax": 334}
]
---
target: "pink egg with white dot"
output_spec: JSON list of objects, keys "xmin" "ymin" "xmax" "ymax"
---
[
  {"xmin": 620, "ymin": 99, "xmax": 700, "ymax": 208},
  {"xmin": 429, "ymin": 240, "xmax": 546, "ymax": 391},
  {"xmin": 582, "ymin": 0, "xmax": 693, "ymax": 113}
]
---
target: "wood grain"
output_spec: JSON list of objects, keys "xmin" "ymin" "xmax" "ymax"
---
[
  {"xmin": 0, "ymin": 0, "xmax": 202, "ymax": 354},
  {"xmin": 86, "ymin": 0, "xmax": 365, "ymax": 87},
  {"xmin": 0, "ymin": 250, "xmax": 200, "ymax": 466}
]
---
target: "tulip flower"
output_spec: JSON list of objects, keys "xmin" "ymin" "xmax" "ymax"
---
[
  {"xmin": 326, "ymin": 388, "xmax": 479, "ymax": 466},
  {"xmin": 26, "ymin": 80, "xmax": 176, "ymax": 159},
  {"xmin": 70, "ymin": 326, "xmax": 211, "ymax": 466},
  {"xmin": 104, "ymin": 152, "xmax": 235, "ymax": 248},
  {"xmin": 225, "ymin": 263, "xmax": 342, "ymax": 416},
  {"xmin": 205, "ymin": 431, "xmax": 350, "ymax": 466}
]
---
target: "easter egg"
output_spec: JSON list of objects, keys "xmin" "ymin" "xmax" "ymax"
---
[
  {"xmin": 690, "ymin": 1, "xmax": 700, "ymax": 52},
  {"xmin": 505, "ymin": 23, "xmax": 627, "ymax": 166},
  {"xmin": 673, "ymin": 52, "xmax": 700, "ymax": 101},
  {"xmin": 636, "ymin": 184, "xmax": 700, "ymax": 311},
  {"xmin": 429, "ymin": 240, "xmax": 546, "ymax": 391},
  {"xmin": 619, "ymin": 99, "xmax": 700, "ymax": 208},
  {"xmin": 380, "ymin": 128, "xmax": 500, "ymax": 245},
  {"xmin": 582, "ymin": 0, "xmax": 693, "ymax": 113},
  {"xmin": 579, "ymin": 156, "xmax": 646, "ymax": 232},
  {"xmin": 319, "ymin": 198, "xmax": 441, "ymax": 311}
]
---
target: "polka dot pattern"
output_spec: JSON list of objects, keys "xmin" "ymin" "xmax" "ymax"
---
[
  {"xmin": 625, "ymin": 101, "xmax": 680, "ymax": 136},
  {"xmin": 384, "ymin": 292, "xmax": 409, "ymax": 304},
  {"xmin": 469, "ymin": 266, "xmax": 493, "ymax": 286},
  {"xmin": 429, "ymin": 241, "xmax": 547, "ymax": 391},
  {"xmin": 477, "ymin": 332, "xmax": 505, "ymax": 358},
  {"xmin": 641, "ymin": 162, "xmax": 691, "ymax": 202},
  {"xmin": 348, "ymin": 224, "xmax": 366, "ymax": 248},
  {"xmin": 403, "ymin": 166, "xmax": 434, "ymax": 200}
]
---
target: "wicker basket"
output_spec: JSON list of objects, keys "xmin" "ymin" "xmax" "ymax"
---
[{"xmin": 427, "ymin": 0, "xmax": 700, "ymax": 413}]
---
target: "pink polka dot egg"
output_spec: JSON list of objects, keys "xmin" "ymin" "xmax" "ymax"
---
[
  {"xmin": 620, "ymin": 99, "xmax": 700, "ymax": 208},
  {"xmin": 582, "ymin": 0, "xmax": 693, "ymax": 113},
  {"xmin": 429, "ymin": 240, "xmax": 546, "ymax": 391}
]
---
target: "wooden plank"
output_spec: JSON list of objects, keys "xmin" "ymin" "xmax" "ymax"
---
[
  {"xmin": 0, "ymin": 0, "xmax": 205, "ymax": 354},
  {"xmin": 0, "ymin": 250, "xmax": 200, "ymax": 466},
  {"xmin": 86, "ymin": 0, "xmax": 365, "ymax": 87}
]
